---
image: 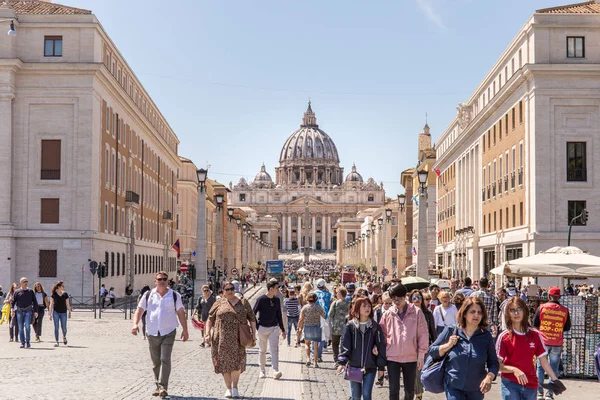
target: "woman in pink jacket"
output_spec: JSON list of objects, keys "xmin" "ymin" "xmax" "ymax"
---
[{"xmin": 379, "ymin": 283, "xmax": 429, "ymax": 400}]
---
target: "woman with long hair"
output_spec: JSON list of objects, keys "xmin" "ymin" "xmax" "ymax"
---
[
  {"xmin": 428, "ymin": 297, "xmax": 499, "ymax": 399},
  {"xmin": 32, "ymin": 282, "xmax": 49, "ymax": 342},
  {"xmin": 48, "ymin": 280, "xmax": 71, "ymax": 347},
  {"xmin": 299, "ymin": 282, "xmax": 313, "ymax": 307},
  {"xmin": 336, "ymin": 297, "xmax": 386, "ymax": 400},
  {"xmin": 496, "ymin": 297, "xmax": 565, "ymax": 400},
  {"xmin": 433, "ymin": 291, "xmax": 459, "ymax": 335},
  {"xmin": 137, "ymin": 285, "xmax": 151, "ymax": 340},
  {"xmin": 205, "ymin": 281, "xmax": 256, "ymax": 399},
  {"xmin": 194, "ymin": 284, "xmax": 216, "ymax": 348},
  {"xmin": 5, "ymin": 283, "xmax": 19, "ymax": 342},
  {"xmin": 298, "ymin": 292, "xmax": 325, "ymax": 368}
]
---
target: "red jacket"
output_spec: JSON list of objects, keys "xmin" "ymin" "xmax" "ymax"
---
[{"xmin": 534, "ymin": 301, "xmax": 570, "ymax": 346}]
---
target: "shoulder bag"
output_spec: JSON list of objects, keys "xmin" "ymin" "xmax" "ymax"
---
[
  {"xmin": 236, "ymin": 300, "xmax": 255, "ymax": 348},
  {"xmin": 420, "ymin": 325, "xmax": 458, "ymax": 394},
  {"xmin": 344, "ymin": 325, "xmax": 372, "ymax": 383}
]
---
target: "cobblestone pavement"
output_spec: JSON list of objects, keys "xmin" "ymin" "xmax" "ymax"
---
[{"xmin": 1, "ymin": 282, "xmax": 599, "ymax": 400}]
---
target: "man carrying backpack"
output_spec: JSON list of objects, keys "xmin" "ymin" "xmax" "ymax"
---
[{"xmin": 131, "ymin": 271, "xmax": 189, "ymax": 398}]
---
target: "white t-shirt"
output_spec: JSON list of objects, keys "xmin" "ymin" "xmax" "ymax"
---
[
  {"xmin": 433, "ymin": 304, "xmax": 458, "ymax": 328},
  {"xmin": 138, "ymin": 288, "xmax": 184, "ymax": 336}
]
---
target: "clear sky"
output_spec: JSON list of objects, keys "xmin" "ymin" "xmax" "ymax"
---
[{"xmin": 68, "ymin": 0, "xmax": 563, "ymax": 197}]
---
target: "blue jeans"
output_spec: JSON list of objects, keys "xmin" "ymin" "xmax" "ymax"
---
[
  {"xmin": 445, "ymin": 387, "xmax": 484, "ymax": 400},
  {"xmin": 53, "ymin": 311, "xmax": 68, "ymax": 342},
  {"xmin": 16, "ymin": 309, "xmax": 33, "ymax": 345},
  {"xmin": 287, "ymin": 316, "xmax": 298, "ymax": 345},
  {"xmin": 537, "ymin": 345, "xmax": 561, "ymax": 396},
  {"xmin": 500, "ymin": 377, "xmax": 537, "ymax": 400},
  {"xmin": 350, "ymin": 369, "xmax": 376, "ymax": 400}
]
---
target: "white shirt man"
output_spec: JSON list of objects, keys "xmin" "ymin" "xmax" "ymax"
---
[{"xmin": 132, "ymin": 272, "xmax": 188, "ymax": 398}]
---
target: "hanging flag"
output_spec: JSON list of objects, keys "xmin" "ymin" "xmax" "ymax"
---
[
  {"xmin": 172, "ymin": 239, "xmax": 181, "ymax": 258},
  {"xmin": 413, "ymin": 194, "xmax": 419, "ymax": 206},
  {"xmin": 437, "ymin": 231, "xmax": 442, "ymax": 238},
  {"xmin": 434, "ymin": 167, "xmax": 441, "ymax": 177},
  {"xmin": 411, "ymin": 247, "xmax": 418, "ymax": 256},
  {"xmin": 435, "ymin": 201, "xmax": 439, "ymax": 206}
]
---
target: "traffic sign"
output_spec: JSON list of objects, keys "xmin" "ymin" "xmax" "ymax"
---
[
  {"xmin": 231, "ymin": 268, "xmax": 238, "ymax": 275},
  {"xmin": 381, "ymin": 268, "xmax": 389, "ymax": 277},
  {"xmin": 89, "ymin": 261, "xmax": 98, "ymax": 276},
  {"xmin": 192, "ymin": 251, "xmax": 197, "ymax": 256},
  {"xmin": 180, "ymin": 264, "xmax": 188, "ymax": 273}
]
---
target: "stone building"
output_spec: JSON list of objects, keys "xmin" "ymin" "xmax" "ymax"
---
[
  {"xmin": 0, "ymin": 1, "xmax": 179, "ymax": 295},
  {"xmin": 434, "ymin": 1, "xmax": 600, "ymax": 285},
  {"xmin": 230, "ymin": 102, "xmax": 385, "ymax": 257}
]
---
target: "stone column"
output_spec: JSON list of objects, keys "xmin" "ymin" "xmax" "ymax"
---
[
  {"xmin": 287, "ymin": 215, "xmax": 292, "ymax": 250},
  {"xmin": 281, "ymin": 214, "xmax": 286, "ymax": 251},
  {"xmin": 297, "ymin": 214, "xmax": 301, "ymax": 248},
  {"xmin": 0, "ymin": 93, "xmax": 15, "ymax": 288},
  {"xmin": 312, "ymin": 215, "xmax": 316, "ymax": 250},
  {"xmin": 324, "ymin": 215, "xmax": 329, "ymax": 250}
]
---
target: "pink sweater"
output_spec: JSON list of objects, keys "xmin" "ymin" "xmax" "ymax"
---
[{"xmin": 379, "ymin": 303, "xmax": 429, "ymax": 364}]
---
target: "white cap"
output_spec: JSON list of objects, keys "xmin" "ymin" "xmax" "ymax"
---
[{"xmin": 316, "ymin": 278, "xmax": 326, "ymax": 288}]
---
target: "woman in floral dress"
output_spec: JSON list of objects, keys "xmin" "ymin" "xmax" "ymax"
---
[{"xmin": 205, "ymin": 281, "xmax": 256, "ymax": 399}]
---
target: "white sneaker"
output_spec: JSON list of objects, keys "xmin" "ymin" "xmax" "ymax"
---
[
  {"xmin": 231, "ymin": 388, "xmax": 240, "ymax": 398},
  {"xmin": 224, "ymin": 388, "xmax": 232, "ymax": 398},
  {"xmin": 273, "ymin": 370, "xmax": 282, "ymax": 380},
  {"xmin": 259, "ymin": 370, "xmax": 266, "ymax": 379}
]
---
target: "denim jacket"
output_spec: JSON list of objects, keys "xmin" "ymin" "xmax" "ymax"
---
[{"xmin": 428, "ymin": 325, "xmax": 499, "ymax": 392}]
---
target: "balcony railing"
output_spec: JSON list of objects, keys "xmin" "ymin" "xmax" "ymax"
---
[
  {"xmin": 125, "ymin": 191, "xmax": 140, "ymax": 204},
  {"xmin": 41, "ymin": 169, "xmax": 61, "ymax": 180},
  {"xmin": 518, "ymin": 167, "xmax": 523, "ymax": 186},
  {"xmin": 567, "ymin": 168, "xmax": 586, "ymax": 182}
]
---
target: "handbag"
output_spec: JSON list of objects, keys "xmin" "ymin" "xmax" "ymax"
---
[
  {"xmin": 344, "ymin": 324, "xmax": 373, "ymax": 383},
  {"xmin": 235, "ymin": 300, "xmax": 255, "ymax": 348},
  {"xmin": 420, "ymin": 325, "xmax": 458, "ymax": 394}
]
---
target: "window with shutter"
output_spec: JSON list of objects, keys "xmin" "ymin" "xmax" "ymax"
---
[
  {"xmin": 40, "ymin": 198, "xmax": 59, "ymax": 224},
  {"xmin": 39, "ymin": 250, "xmax": 57, "ymax": 277},
  {"xmin": 41, "ymin": 140, "xmax": 61, "ymax": 180}
]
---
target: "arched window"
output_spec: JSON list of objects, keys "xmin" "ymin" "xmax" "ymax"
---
[{"xmin": 391, "ymin": 238, "xmax": 397, "ymax": 250}]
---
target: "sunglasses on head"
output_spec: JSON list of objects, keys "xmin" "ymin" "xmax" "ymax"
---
[{"xmin": 156, "ymin": 277, "xmax": 168, "ymax": 282}]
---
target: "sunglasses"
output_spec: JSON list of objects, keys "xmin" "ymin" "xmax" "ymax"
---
[
  {"xmin": 156, "ymin": 277, "xmax": 168, "ymax": 282},
  {"xmin": 509, "ymin": 308, "xmax": 524, "ymax": 314},
  {"xmin": 224, "ymin": 287, "xmax": 235, "ymax": 292},
  {"xmin": 412, "ymin": 296, "xmax": 423, "ymax": 301},
  {"xmin": 203, "ymin": 289, "xmax": 210, "ymax": 292},
  {"xmin": 22, "ymin": 281, "xmax": 28, "ymax": 283}
]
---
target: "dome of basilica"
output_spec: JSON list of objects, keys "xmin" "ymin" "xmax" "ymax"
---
[
  {"xmin": 345, "ymin": 163, "xmax": 363, "ymax": 183},
  {"xmin": 279, "ymin": 102, "xmax": 340, "ymax": 166},
  {"xmin": 253, "ymin": 163, "xmax": 274, "ymax": 188}
]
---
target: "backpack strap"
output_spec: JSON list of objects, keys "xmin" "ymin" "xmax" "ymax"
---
[{"xmin": 145, "ymin": 289, "xmax": 179, "ymax": 314}]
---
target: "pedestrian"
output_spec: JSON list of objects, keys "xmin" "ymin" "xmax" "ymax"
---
[
  {"xmin": 497, "ymin": 297, "xmax": 565, "ymax": 400},
  {"xmin": 48, "ymin": 280, "xmax": 71, "ymax": 347},
  {"xmin": 131, "ymin": 271, "xmax": 188, "ymax": 398},
  {"xmin": 10, "ymin": 277, "xmax": 39, "ymax": 349},
  {"xmin": 32, "ymin": 282, "xmax": 49, "ymax": 342},
  {"xmin": 471, "ymin": 277, "xmax": 498, "ymax": 338},
  {"xmin": 5, "ymin": 283, "xmax": 19, "ymax": 342},
  {"xmin": 429, "ymin": 284, "xmax": 441, "ymax": 307},
  {"xmin": 100, "ymin": 284, "xmax": 107, "ymax": 309},
  {"xmin": 374, "ymin": 292, "xmax": 393, "ymax": 324},
  {"xmin": 336, "ymin": 297, "xmax": 387, "ymax": 400},
  {"xmin": 194, "ymin": 284, "xmax": 216, "ymax": 348},
  {"xmin": 329, "ymin": 287, "xmax": 349, "ymax": 360},
  {"xmin": 456, "ymin": 277, "xmax": 475, "ymax": 297},
  {"xmin": 108, "ymin": 287, "xmax": 116, "ymax": 308},
  {"xmin": 253, "ymin": 280, "xmax": 286, "ymax": 380},
  {"xmin": 411, "ymin": 289, "xmax": 437, "ymax": 400},
  {"xmin": 205, "ymin": 281, "xmax": 256, "ymax": 399},
  {"xmin": 453, "ymin": 292, "xmax": 466, "ymax": 311},
  {"xmin": 533, "ymin": 287, "xmax": 571, "ymax": 400},
  {"xmin": 298, "ymin": 292, "xmax": 325, "ymax": 368},
  {"xmin": 428, "ymin": 296, "xmax": 499, "ymax": 400},
  {"xmin": 379, "ymin": 283, "xmax": 428, "ymax": 400},
  {"xmin": 137, "ymin": 285, "xmax": 151, "ymax": 340},
  {"xmin": 283, "ymin": 288, "xmax": 301, "ymax": 347},
  {"xmin": 433, "ymin": 291, "xmax": 459, "ymax": 335}
]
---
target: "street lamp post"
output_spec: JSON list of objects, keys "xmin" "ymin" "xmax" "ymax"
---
[
  {"xmin": 383, "ymin": 208, "xmax": 392, "ymax": 281},
  {"xmin": 195, "ymin": 168, "xmax": 208, "ymax": 285},
  {"xmin": 377, "ymin": 218, "xmax": 383, "ymax": 279},
  {"xmin": 416, "ymin": 169, "xmax": 429, "ymax": 279},
  {"xmin": 0, "ymin": 19, "xmax": 17, "ymax": 36},
  {"xmin": 370, "ymin": 222, "xmax": 376, "ymax": 277},
  {"xmin": 397, "ymin": 194, "xmax": 406, "ymax": 275},
  {"xmin": 215, "ymin": 193, "xmax": 224, "ymax": 286}
]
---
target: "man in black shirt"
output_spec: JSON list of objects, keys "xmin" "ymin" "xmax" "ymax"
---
[
  {"xmin": 10, "ymin": 277, "xmax": 38, "ymax": 348},
  {"xmin": 253, "ymin": 280, "xmax": 285, "ymax": 380}
]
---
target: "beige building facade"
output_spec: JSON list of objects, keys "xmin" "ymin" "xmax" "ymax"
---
[
  {"xmin": 0, "ymin": 1, "xmax": 179, "ymax": 296},
  {"xmin": 434, "ymin": 1, "xmax": 600, "ymax": 285}
]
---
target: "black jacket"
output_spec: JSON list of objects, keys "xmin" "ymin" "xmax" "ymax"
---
[
  {"xmin": 423, "ymin": 308, "xmax": 437, "ymax": 344},
  {"xmin": 337, "ymin": 319, "xmax": 387, "ymax": 370},
  {"xmin": 195, "ymin": 295, "xmax": 216, "ymax": 322}
]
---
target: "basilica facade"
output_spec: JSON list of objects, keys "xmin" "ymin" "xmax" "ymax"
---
[{"xmin": 229, "ymin": 102, "xmax": 385, "ymax": 253}]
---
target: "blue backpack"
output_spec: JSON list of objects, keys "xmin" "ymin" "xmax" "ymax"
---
[{"xmin": 420, "ymin": 325, "xmax": 458, "ymax": 394}]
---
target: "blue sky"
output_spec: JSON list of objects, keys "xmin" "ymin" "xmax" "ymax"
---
[{"xmin": 68, "ymin": 0, "xmax": 563, "ymax": 197}]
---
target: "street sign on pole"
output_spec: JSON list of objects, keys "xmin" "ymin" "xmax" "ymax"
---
[
  {"xmin": 381, "ymin": 268, "xmax": 389, "ymax": 277},
  {"xmin": 180, "ymin": 264, "xmax": 189, "ymax": 273},
  {"xmin": 89, "ymin": 261, "xmax": 98, "ymax": 276},
  {"xmin": 231, "ymin": 268, "xmax": 238, "ymax": 275}
]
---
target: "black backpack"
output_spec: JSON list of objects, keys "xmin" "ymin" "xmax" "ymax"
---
[{"xmin": 144, "ymin": 290, "xmax": 178, "ymax": 313}]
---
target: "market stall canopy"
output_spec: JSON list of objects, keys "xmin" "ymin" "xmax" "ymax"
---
[
  {"xmin": 490, "ymin": 246, "xmax": 600, "ymax": 278},
  {"xmin": 297, "ymin": 267, "xmax": 310, "ymax": 274}
]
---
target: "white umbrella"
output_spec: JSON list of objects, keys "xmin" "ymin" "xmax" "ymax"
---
[
  {"xmin": 490, "ymin": 246, "xmax": 600, "ymax": 278},
  {"xmin": 297, "ymin": 267, "xmax": 310, "ymax": 274}
]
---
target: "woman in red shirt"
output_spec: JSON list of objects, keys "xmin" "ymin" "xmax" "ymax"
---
[{"xmin": 495, "ymin": 297, "xmax": 564, "ymax": 400}]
